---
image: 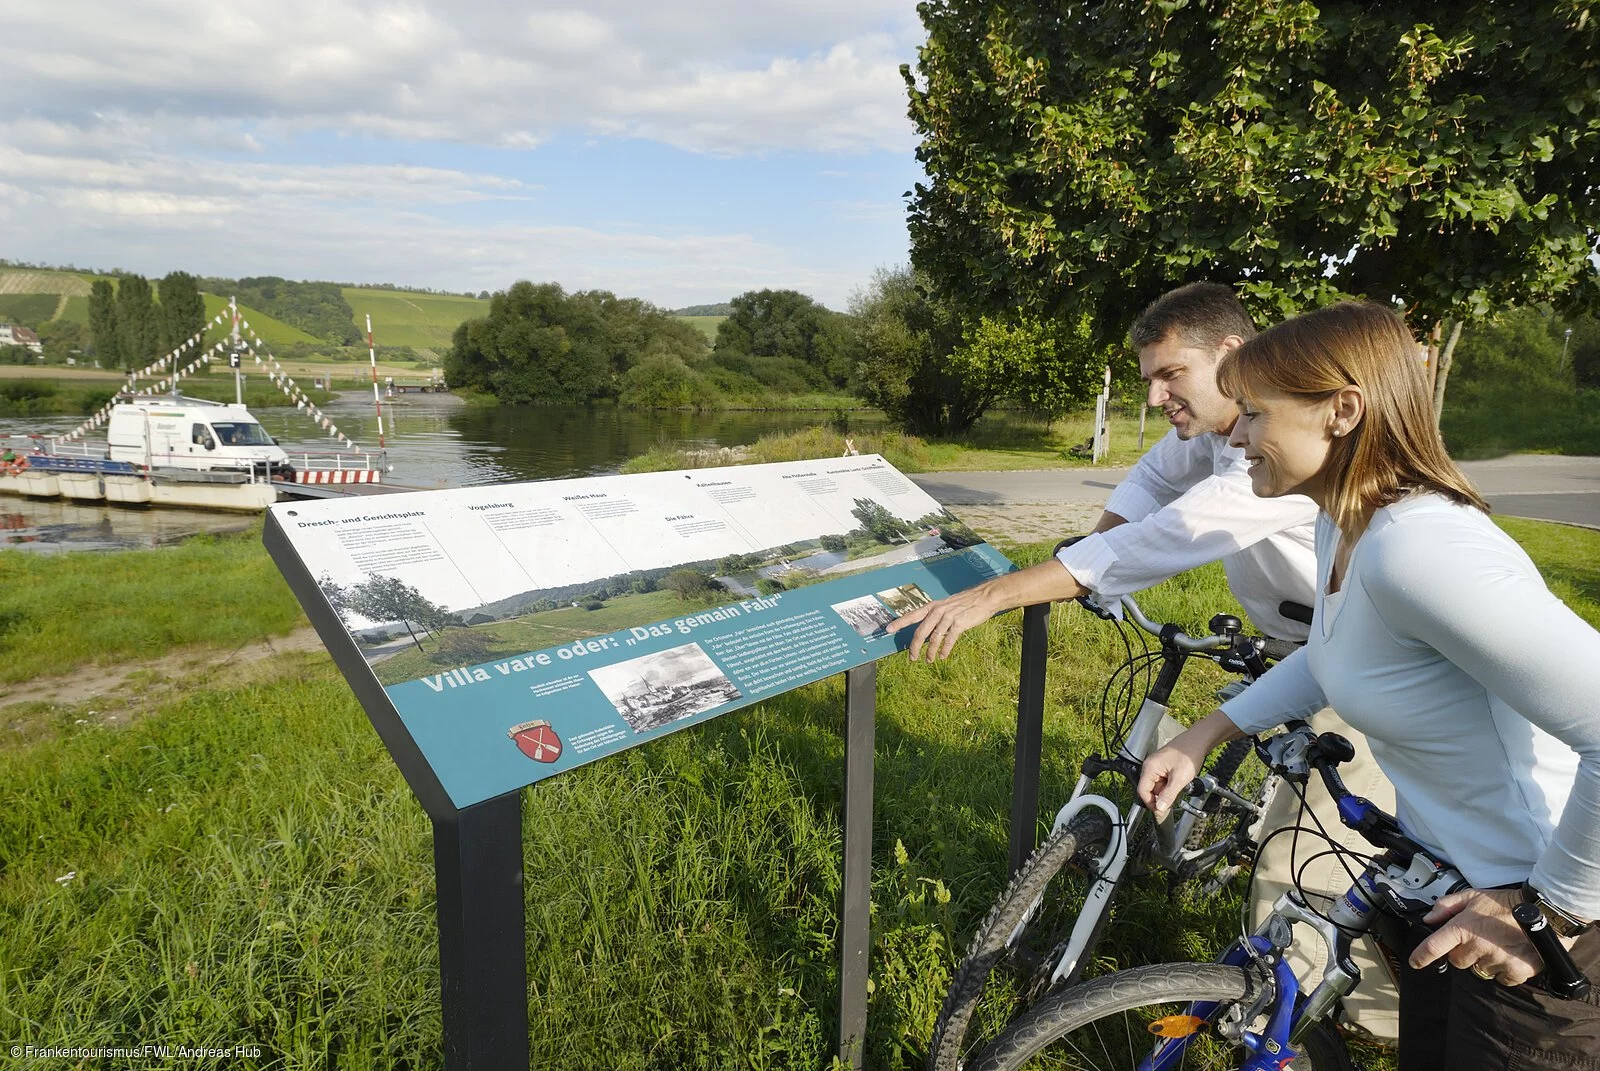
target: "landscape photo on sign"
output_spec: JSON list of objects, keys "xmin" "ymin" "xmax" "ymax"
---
[{"xmin": 874, "ymin": 583, "xmax": 933, "ymax": 617}]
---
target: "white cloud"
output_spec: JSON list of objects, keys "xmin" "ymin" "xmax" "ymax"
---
[
  {"xmin": 0, "ymin": 137, "xmax": 866, "ymax": 307},
  {"xmin": 7, "ymin": 0, "xmax": 922, "ymax": 155}
]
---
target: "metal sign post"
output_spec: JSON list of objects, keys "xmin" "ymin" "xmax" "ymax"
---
[{"xmin": 1008, "ymin": 603, "xmax": 1051, "ymax": 875}]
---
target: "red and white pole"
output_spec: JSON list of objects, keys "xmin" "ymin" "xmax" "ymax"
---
[{"xmin": 367, "ymin": 313, "xmax": 385, "ymax": 448}]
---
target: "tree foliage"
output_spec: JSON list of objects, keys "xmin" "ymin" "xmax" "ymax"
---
[
  {"xmin": 714, "ymin": 289, "xmax": 858, "ymax": 388},
  {"xmin": 850, "ymin": 497, "xmax": 914, "ymax": 544},
  {"xmin": 905, "ymin": 1, "xmax": 1600, "ymax": 338},
  {"xmin": 662, "ymin": 568, "xmax": 720, "ymax": 601},
  {"xmin": 156, "ymin": 271, "xmax": 207, "ymax": 355},
  {"xmin": 446, "ymin": 281, "xmax": 707, "ymax": 404},
  {"xmin": 113, "ymin": 275, "xmax": 160, "ymax": 371},
  {"xmin": 324, "ymin": 572, "xmax": 460, "ymax": 634},
  {"xmin": 850, "ymin": 266, "xmax": 1109, "ymax": 434},
  {"xmin": 87, "ymin": 280, "xmax": 117, "ymax": 363}
]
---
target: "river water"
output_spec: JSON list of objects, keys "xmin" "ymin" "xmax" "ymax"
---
[{"xmin": 0, "ymin": 392, "xmax": 881, "ymax": 550}]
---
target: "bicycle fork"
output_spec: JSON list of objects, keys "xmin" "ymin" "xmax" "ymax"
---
[{"xmin": 1018, "ymin": 696, "xmax": 1189, "ymax": 985}]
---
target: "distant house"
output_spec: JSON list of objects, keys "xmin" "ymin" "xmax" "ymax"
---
[{"xmin": 0, "ymin": 325, "xmax": 42, "ymax": 355}]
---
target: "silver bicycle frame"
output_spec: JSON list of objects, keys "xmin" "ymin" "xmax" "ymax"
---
[{"xmin": 1017, "ymin": 594, "xmax": 1255, "ymax": 988}]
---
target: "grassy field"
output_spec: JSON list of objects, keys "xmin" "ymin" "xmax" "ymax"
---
[
  {"xmin": 1442, "ymin": 382, "xmax": 1600, "ymax": 459},
  {"xmin": 677, "ymin": 315, "xmax": 725, "ymax": 341},
  {"xmin": 0, "ymin": 293, "xmax": 63, "ymax": 328},
  {"xmin": 0, "ymin": 520, "xmax": 1597, "ymax": 1066},
  {"xmin": 341, "ymin": 288, "xmax": 488, "ymax": 349},
  {"xmin": 0, "ymin": 365, "xmax": 125, "ymax": 381},
  {"xmin": 57, "ymin": 294, "xmax": 89, "ymax": 325}
]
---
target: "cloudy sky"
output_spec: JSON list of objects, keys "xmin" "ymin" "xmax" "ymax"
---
[{"xmin": 2, "ymin": 0, "xmax": 927, "ymax": 309}]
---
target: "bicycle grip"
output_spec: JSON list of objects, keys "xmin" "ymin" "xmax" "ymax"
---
[
  {"xmin": 1259, "ymin": 637, "xmax": 1301, "ymax": 663},
  {"xmin": 1513, "ymin": 902, "xmax": 1592, "ymax": 1000}
]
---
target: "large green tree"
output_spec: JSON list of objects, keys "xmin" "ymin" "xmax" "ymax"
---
[
  {"xmin": 905, "ymin": 1, "xmax": 1600, "ymax": 411},
  {"xmin": 87, "ymin": 279, "xmax": 117, "ymax": 364},
  {"xmin": 715, "ymin": 289, "xmax": 857, "ymax": 387},
  {"xmin": 113, "ymin": 275, "xmax": 160, "ymax": 371},
  {"xmin": 156, "ymin": 271, "xmax": 207, "ymax": 355},
  {"xmin": 851, "ymin": 266, "xmax": 1110, "ymax": 434},
  {"xmin": 445, "ymin": 281, "xmax": 704, "ymax": 404}
]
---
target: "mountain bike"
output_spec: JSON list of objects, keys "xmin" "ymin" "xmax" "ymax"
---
[
  {"xmin": 930, "ymin": 586, "xmax": 1307, "ymax": 1071},
  {"xmin": 960, "ymin": 721, "xmax": 1594, "ymax": 1070}
]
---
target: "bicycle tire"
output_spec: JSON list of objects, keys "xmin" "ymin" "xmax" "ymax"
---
[
  {"xmin": 929, "ymin": 808, "xmax": 1116, "ymax": 1071},
  {"xmin": 965, "ymin": 962, "xmax": 1354, "ymax": 1071},
  {"xmin": 1206, "ymin": 736, "xmax": 1254, "ymax": 791}
]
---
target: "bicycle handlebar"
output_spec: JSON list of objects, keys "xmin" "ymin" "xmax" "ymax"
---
[{"xmin": 1265, "ymin": 720, "xmax": 1592, "ymax": 999}]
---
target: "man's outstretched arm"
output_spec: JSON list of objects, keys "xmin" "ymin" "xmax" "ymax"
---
[
  {"xmin": 884, "ymin": 558, "xmax": 1081, "ymax": 661},
  {"xmin": 886, "ymin": 510, "xmax": 1129, "ymax": 662}
]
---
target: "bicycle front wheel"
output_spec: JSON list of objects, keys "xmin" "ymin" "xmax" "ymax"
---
[
  {"xmin": 965, "ymin": 962, "xmax": 1353, "ymax": 1071},
  {"xmin": 929, "ymin": 808, "xmax": 1115, "ymax": 1071}
]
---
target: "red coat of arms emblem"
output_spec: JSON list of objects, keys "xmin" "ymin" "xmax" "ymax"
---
[{"xmin": 509, "ymin": 719, "xmax": 562, "ymax": 763}]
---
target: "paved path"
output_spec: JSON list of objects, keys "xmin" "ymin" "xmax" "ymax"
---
[{"xmin": 910, "ymin": 454, "xmax": 1600, "ymax": 529}]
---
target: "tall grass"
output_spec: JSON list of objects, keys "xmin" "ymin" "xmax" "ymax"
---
[{"xmin": 2, "ymin": 524, "xmax": 1595, "ymax": 1066}]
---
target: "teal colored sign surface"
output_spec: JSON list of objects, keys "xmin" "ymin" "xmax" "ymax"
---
[{"xmin": 269, "ymin": 457, "xmax": 1014, "ymax": 808}]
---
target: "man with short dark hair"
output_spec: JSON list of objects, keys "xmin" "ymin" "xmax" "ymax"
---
[{"xmin": 889, "ymin": 281, "xmax": 1316, "ymax": 653}]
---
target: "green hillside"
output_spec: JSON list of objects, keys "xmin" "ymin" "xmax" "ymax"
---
[
  {"xmin": 0, "ymin": 268, "xmax": 92, "ymax": 299},
  {"xmin": 676, "ymin": 315, "xmax": 725, "ymax": 341},
  {"xmin": 58, "ymin": 296, "xmax": 89, "ymax": 325},
  {"xmin": 341, "ymin": 288, "xmax": 488, "ymax": 349},
  {"xmin": 200, "ymin": 293, "xmax": 320, "ymax": 348},
  {"xmin": 0, "ymin": 293, "xmax": 61, "ymax": 328}
]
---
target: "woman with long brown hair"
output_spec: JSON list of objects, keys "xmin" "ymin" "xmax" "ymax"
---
[{"xmin": 1137, "ymin": 301, "xmax": 1600, "ymax": 1068}]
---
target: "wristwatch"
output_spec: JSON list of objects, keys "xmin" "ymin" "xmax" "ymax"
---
[{"xmin": 1521, "ymin": 882, "xmax": 1595, "ymax": 938}]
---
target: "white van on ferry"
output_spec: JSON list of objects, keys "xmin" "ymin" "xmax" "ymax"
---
[{"xmin": 108, "ymin": 395, "xmax": 290, "ymax": 472}]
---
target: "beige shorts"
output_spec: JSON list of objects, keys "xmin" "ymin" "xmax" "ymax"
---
[{"xmin": 1249, "ymin": 707, "xmax": 1401, "ymax": 1042}]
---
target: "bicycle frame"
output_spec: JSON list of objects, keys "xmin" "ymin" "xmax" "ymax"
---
[
  {"xmin": 1022, "ymin": 597, "xmax": 1267, "ymax": 986},
  {"xmin": 1143, "ymin": 728, "xmax": 1469, "ymax": 1071}
]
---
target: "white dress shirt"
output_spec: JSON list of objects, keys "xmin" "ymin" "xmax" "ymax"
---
[
  {"xmin": 1222, "ymin": 496, "xmax": 1600, "ymax": 920},
  {"xmin": 1055, "ymin": 428, "xmax": 1319, "ymax": 641}
]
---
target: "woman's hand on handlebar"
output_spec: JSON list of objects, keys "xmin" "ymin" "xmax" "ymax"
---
[
  {"xmin": 1138, "ymin": 710, "xmax": 1247, "ymax": 819},
  {"xmin": 1412, "ymin": 888, "xmax": 1572, "ymax": 986}
]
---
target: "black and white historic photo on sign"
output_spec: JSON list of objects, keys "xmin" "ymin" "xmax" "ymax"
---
[
  {"xmin": 587, "ymin": 643, "xmax": 743, "ymax": 733},
  {"xmin": 830, "ymin": 594, "xmax": 897, "ymax": 639}
]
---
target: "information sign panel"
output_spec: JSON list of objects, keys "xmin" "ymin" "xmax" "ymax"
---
[{"xmin": 265, "ymin": 456, "xmax": 1014, "ymax": 810}]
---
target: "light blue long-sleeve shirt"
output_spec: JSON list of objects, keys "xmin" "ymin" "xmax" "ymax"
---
[{"xmin": 1223, "ymin": 495, "xmax": 1600, "ymax": 921}]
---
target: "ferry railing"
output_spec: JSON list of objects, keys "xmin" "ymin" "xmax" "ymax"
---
[{"xmin": 283, "ymin": 450, "xmax": 386, "ymax": 472}]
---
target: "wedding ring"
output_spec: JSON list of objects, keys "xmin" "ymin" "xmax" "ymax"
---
[{"xmin": 1470, "ymin": 964, "xmax": 1495, "ymax": 981}]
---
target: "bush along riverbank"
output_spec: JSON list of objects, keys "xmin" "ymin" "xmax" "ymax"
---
[
  {"xmin": 621, "ymin": 409, "xmax": 1160, "ymax": 474},
  {"xmin": 3, "ymin": 522, "xmax": 1596, "ymax": 1066}
]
